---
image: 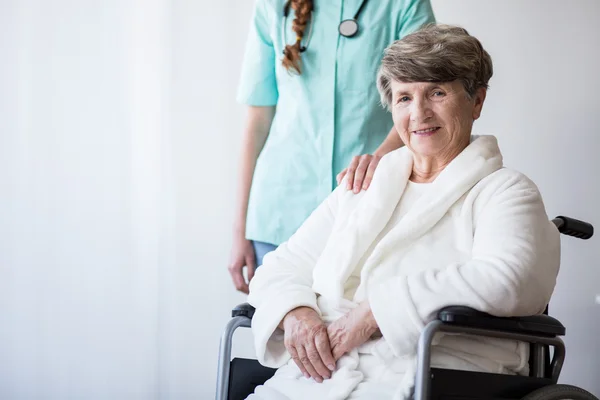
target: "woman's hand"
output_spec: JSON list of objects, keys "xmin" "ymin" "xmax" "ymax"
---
[
  {"xmin": 227, "ymin": 235, "xmax": 255, "ymax": 294},
  {"xmin": 282, "ymin": 307, "xmax": 336, "ymax": 383},
  {"xmin": 336, "ymin": 154, "xmax": 382, "ymax": 194},
  {"xmin": 327, "ymin": 301, "xmax": 379, "ymax": 361}
]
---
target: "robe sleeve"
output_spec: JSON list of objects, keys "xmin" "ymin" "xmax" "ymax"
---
[
  {"xmin": 247, "ymin": 186, "xmax": 343, "ymax": 367},
  {"xmin": 368, "ymin": 170, "xmax": 561, "ymax": 356}
]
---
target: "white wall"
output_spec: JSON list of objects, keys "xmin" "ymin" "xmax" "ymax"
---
[
  {"xmin": 0, "ymin": 0, "xmax": 169, "ymax": 398},
  {"xmin": 1, "ymin": 0, "xmax": 599, "ymax": 399},
  {"xmin": 161, "ymin": 2, "xmax": 257, "ymax": 398}
]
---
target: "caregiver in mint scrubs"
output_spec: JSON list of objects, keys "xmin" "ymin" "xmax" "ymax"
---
[{"xmin": 229, "ymin": 0, "xmax": 435, "ymax": 293}]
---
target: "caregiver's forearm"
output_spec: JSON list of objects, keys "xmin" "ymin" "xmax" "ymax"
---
[
  {"xmin": 374, "ymin": 126, "xmax": 404, "ymax": 157},
  {"xmin": 233, "ymin": 106, "xmax": 276, "ymax": 236}
]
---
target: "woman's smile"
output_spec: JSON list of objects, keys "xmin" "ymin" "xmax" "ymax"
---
[{"xmin": 412, "ymin": 127, "xmax": 441, "ymax": 136}]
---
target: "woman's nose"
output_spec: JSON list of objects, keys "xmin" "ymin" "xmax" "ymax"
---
[{"xmin": 410, "ymin": 99, "xmax": 433, "ymax": 122}]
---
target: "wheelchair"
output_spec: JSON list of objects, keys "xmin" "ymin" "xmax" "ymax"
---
[{"xmin": 216, "ymin": 216, "xmax": 597, "ymax": 400}]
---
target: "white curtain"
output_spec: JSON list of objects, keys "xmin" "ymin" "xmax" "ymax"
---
[{"xmin": 0, "ymin": 0, "xmax": 171, "ymax": 398}]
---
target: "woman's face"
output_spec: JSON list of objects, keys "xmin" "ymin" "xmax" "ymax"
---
[{"xmin": 390, "ymin": 80, "xmax": 486, "ymax": 158}]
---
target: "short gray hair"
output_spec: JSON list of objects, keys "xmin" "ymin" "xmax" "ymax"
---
[{"xmin": 377, "ymin": 24, "xmax": 493, "ymax": 110}]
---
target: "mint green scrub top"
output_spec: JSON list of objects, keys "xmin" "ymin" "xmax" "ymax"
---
[{"xmin": 237, "ymin": 0, "xmax": 435, "ymax": 245}]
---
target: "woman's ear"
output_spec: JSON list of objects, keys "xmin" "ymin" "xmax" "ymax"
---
[{"xmin": 472, "ymin": 87, "xmax": 487, "ymax": 120}]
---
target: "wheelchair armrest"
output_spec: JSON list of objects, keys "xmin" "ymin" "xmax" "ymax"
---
[
  {"xmin": 232, "ymin": 302, "xmax": 256, "ymax": 319},
  {"xmin": 438, "ymin": 306, "xmax": 565, "ymax": 336}
]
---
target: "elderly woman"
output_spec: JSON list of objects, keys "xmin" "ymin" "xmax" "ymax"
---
[{"xmin": 246, "ymin": 24, "xmax": 560, "ymax": 400}]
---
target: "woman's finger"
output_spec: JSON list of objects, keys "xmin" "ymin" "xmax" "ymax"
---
[
  {"xmin": 288, "ymin": 345, "xmax": 310, "ymax": 379},
  {"xmin": 362, "ymin": 156, "xmax": 381, "ymax": 190},
  {"xmin": 327, "ymin": 318, "xmax": 348, "ymax": 361},
  {"xmin": 297, "ymin": 344, "xmax": 323, "ymax": 383},
  {"xmin": 306, "ymin": 344, "xmax": 331, "ymax": 380},
  {"xmin": 305, "ymin": 329, "xmax": 332, "ymax": 379},
  {"xmin": 314, "ymin": 329, "xmax": 336, "ymax": 372},
  {"xmin": 331, "ymin": 342, "xmax": 346, "ymax": 362}
]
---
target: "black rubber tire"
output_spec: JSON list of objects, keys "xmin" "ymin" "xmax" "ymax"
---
[{"xmin": 521, "ymin": 384, "xmax": 599, "ymax": 400}]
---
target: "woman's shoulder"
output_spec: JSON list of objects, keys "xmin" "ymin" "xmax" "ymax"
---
[
  {"xmin": 471, "ymin": 167, "xmax": 545, "ymax": 211},
  {"xmin": 379, "ymin": 146, "xmax": 410, "ymax": 170},
  {"xmin": 481, "ymin": 167, "xmax": 541, "ymax": 193}
]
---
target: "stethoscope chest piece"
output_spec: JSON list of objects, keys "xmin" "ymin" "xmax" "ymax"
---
[
  {"xmin": 281, "ymin": 0, "xmax": 368, "ymax": 50},
  {"xmin": 339, "ymin": 19, "xmax": 359, "ymax": 38}
]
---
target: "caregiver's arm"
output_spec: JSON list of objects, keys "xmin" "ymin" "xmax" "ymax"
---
[
  {"xmin": 375, "ymin": 126, "xmax": 405, "ymax": 157},
  {"xmin": 247, "ymin": 184, "xmax": 342, "ymax": 367},
  {"xmin": 228, "ymin": 105, "xmax": 275, "ymax": 293},
  {"xmin": 368, "ymin": 171, "xmax": 561, "ymax": 356}
]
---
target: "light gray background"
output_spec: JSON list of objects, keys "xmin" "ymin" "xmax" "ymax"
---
[{"xmin": 1, "ymin": 0, "xmax": 598, "ymax": 398}]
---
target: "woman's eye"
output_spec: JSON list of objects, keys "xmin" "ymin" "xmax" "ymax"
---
[
  {"xmin": 398, "ymin": 96, "xmax": 410, "ymax": 103},
  {"xmin": 433, "ymin": 91, "xmax": 445, "ymax": 97}
]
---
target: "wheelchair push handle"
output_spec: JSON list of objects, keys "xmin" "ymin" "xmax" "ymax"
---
[{"xmin": 552, "ymin": 216, "xmax": 594, "ymax": 240}]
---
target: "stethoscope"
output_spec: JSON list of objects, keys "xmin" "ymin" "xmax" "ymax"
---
[{"xmin": 282, "ymin": 0, "xmax": 369, "ymax": 53}]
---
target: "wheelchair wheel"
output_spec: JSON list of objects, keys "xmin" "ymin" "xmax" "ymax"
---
[{"xmin": 521, "ymin": 384, "xmax": 599, "ymax": 400}]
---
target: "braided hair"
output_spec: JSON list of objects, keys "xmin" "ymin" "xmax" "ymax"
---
[{"xmin": 282, "ymin": 0, "xmax": 313, "ymax": 74}]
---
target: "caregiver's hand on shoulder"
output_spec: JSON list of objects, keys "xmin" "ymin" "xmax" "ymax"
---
[
  {"xmin": 327, "ymin": 301, "xmax": 379, "ymax": 361},
  {"xmin": 227, "ymin": 235, "xmax": 255, "ymax": 294},
  {"xmin": 282, "ymin": 306, "xmax": 336, "ymax": 383},
  {"xmin": 336, "ymin": 154, "xmax": 382, "ymax": 194}
]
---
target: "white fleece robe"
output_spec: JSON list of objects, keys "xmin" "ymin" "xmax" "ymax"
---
[{"xmin": 246, "ymin": 135, "xmax": 560, "ymax": 400}]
